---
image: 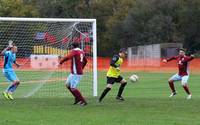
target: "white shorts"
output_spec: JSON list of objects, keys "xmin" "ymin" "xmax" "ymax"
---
[
  {"xmin": 169, "ymin": 73, "xmax": 189, "ymax": 85},
  {"xmin": 66, "ymin": 74, "xmax": 82, "ymax": 88}
]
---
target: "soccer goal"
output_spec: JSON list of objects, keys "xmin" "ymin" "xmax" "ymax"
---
[{"xmin": 0, "ymin": 17, "xmax": 97, "ymax": 98}]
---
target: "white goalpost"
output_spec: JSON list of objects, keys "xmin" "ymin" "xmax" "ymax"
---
[{"xmin": 0, "ymin": 17, "xmax": 97, "ymax": 98}]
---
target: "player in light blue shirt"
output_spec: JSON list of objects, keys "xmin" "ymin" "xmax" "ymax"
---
[{"xmin": 1, "ymin": 43, "xmax": 20, "ymax": 100}]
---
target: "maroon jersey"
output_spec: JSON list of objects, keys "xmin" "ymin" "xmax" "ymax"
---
[
  {"xmin": 167, "ymin": 55, "xmax": 194, "ymax": 76},
  {"xmin": 60, "ymin": 48, "xmax": 87, "ymax": 75}
]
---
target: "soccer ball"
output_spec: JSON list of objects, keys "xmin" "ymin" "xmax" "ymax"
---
[{"xmin": 129, "ymin": 74, "xmax": 139, "ymax": 83}]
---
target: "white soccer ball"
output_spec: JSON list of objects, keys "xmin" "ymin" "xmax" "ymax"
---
[{"xmin": 129, "ymin": 74, "xmax": 139, "ymax": 83}]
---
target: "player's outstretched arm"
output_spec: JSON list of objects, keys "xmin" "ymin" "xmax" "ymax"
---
[
  {"xmin": 164, "ymin": 56, "xmax": 177, "ymax": 63},
  {"xmin": 59, "ymin": 57, "xmax": 68, "ymax": 65},
  {"xmin": 14, "ymin": 61, "xmax": 20, "ymax": 68},
  {"xmin": 182, "ymin": 55, "xmax": 195, "ymax": 63},
  {"xmin": 59, "ymin": 52, "xmax": 74, "ymax": 65},
  {"xmin": 163, "ymin": 56, "xmax": 178, "ymax": 63}
]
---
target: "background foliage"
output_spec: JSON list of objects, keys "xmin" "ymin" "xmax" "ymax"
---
[{"xmin": 0, "ymin": 0, "xmax": 200, "ymax": 56}]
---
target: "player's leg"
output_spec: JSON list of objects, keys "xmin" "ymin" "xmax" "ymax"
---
[
  {"xmin": 116, "ymin": 76, "xmax": 127, "ymax": 101},
  {"xmin": 168, "ymin": 73, "xmax": 181, "ymax": 97},
  {"xmin": 68, "ymin": 74, "xmax": 87, "ymax": 106},
  {"xmin": 181, "ymin": 75, "xmax": 192, "ymax": 99},
  {"xmin": 6, "ymin": 71, "xmax": 20, "ymax": 92},
  {"xmin": 7, "ymin": 80, "xmax": 20, "ymax": 93},
  {"xmin": 98, "ymin": 77, "xmax": 114, "ymax": 102},
  {"xmin": 6, "ymin": 80, "xmax": 20, "ymax": 100},
  {"xmin": 66, "ymin": 85, "xmax": 80, "ymax": 105},
  {"xmin": 2, "ymin": 70, "xmax": 11, "ymax": 99},
  {"xmin": 65, "ymin": 74, "xmax": 80, "ymax": 104},
  {"xmin": 66, "ymin": 84, "xmax": 80, "ymax": 105},
  {"xmin": 2, "ymin": 70, "xmax": 20, "ymax": 100},
  {"xmin": 6, "ymin": 82, "xmax": 19, "ymax": 100}
]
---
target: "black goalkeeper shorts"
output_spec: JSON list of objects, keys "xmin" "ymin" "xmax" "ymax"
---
[{"xmin": 107, "ymin": 75, "xmax": 123, "ymax": 84}]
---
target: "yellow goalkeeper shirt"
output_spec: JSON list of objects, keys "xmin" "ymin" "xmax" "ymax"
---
[{"xmin": 107, "ymin": 54, "xmax": 123, "ymax": 78}]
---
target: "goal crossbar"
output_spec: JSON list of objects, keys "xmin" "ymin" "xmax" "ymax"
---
[{"xmin": 0, "ymin": 17, "xmax": 96, "ymax": 22}]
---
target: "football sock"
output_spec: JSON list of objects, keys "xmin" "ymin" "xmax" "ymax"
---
[
  {"xmin": 10, "ymin": 85, "xmax": 17, "ymax": 93},
  {"xmin": 168, "ymin": 81, "xmax": 176, "ymax": 93},
  {"xmin": 71, "ymin": 88, "xmax": 86, "ymax": 103},
  {"xmin": 67, "ymin": 86, "xmax": 75, "ymax": 97},
  {"xmin": 10, "ymin": 82, "xmax": 20, "ymax": 93},
  {"xmin": 67, "ymin": 86, "xmax": 79, "ymax": 102},
  {"xmin": 183, "ymin": 85, "xmax": 191, "ymax": 95},
  {"xmin": 117, "ymin": 82, "xmax": 127, "ymax": 97},
  {"xmin": 6, "ymin": 83, "xmax": 17, "ymax": 92},
  {"xmin": 99, "ymin": 87, "xmax": 111, "ymax": 102},
  {"xmin": 6, "ymin": 84, "xmax": 14, "ymax": 92}
]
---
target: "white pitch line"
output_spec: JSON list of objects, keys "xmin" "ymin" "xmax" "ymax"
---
[
  {"xmin": 23, "ymin": 72, "xmax": 55, "ymax": 98},
  {"xmin": 0, "ymin": 78, "xmax": 66, "ymax": 85}
]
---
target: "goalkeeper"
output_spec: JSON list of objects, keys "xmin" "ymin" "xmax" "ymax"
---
[
  {"xmin": 99, "ymin": 48, "xmax": 128, "ymax": 102},
  {"xmin": 1, "ymin": 41, "xmax": 20, "ymax": 100}
]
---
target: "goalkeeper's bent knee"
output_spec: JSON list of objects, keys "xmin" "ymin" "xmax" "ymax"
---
[{"xmin": 121, "ymin": 82, "xmax": 127, "ymax": 87}]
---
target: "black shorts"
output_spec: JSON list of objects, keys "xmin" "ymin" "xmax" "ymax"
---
[{"xmin": 107, "ymin": 75, "xmax": 123, "ymax": 84}]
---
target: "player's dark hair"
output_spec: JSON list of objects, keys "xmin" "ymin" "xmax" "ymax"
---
[
  {"xmin": 119, "ymin": 48, "xmax": 127, "ymax": 54},
  {"xmin": 71, "ymin": 42, "xmax": 79, "ymax": 48}
]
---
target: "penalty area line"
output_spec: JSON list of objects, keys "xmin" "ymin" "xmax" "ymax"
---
[{"xmin": 0, "ymin": 77, "xmax": 66, "ymax": 85}]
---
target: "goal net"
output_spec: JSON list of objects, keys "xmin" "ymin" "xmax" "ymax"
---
[{"xmin": 0, "ymin": 17, "xmax": 97, "ymax": 98}]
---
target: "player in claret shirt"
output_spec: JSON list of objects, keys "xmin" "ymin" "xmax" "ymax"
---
[
  {"xmin": 163, "ymin": 48, "xmax": 194, "ymax": 99},
  {"xmin": 60, "ymin": 42, "xmax": 88, "ymax": 106}
]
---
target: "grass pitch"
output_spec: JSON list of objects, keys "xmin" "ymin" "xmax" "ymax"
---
[{"xmin": 0, "ymin": 71, "xmax": 200, "ymax": 125}]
